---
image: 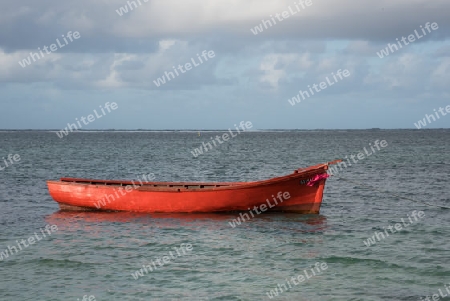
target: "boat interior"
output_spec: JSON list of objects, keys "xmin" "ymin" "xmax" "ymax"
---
[{"xmin": 60, "ymin": 177, "xmax": 240, "ymax": 189}]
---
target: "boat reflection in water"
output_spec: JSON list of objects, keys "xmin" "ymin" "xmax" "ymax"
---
[
  {"xmin": 45, "ymin": 211, "xmax": 327, "ymax": 262},
  {"xmin": 45, "ymin": 210, "xmax": 328, "ymax": 234}
]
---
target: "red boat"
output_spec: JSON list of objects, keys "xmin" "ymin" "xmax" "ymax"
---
[{"xmin": 47, "ymin": 161, "xmax": 339, "ymax": 214}]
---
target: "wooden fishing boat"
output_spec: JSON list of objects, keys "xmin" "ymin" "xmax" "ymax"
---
[{"xmin": 47, "ymin": 161, "xmax": 340, "ymax": 214}]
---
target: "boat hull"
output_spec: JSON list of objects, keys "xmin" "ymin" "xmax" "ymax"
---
[{"xmin": 47, "ymin": 163, "xmax": 334, "ymax": 214}]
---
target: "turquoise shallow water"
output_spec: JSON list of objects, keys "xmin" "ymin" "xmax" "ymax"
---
[{"xmin": 0, "ymin": 130, "xmax": 449, "ymax": 301}]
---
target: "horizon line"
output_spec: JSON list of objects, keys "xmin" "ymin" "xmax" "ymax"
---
[{"xmin": 0, "ymin": 128, "xmax": 449, "ymax": 131}]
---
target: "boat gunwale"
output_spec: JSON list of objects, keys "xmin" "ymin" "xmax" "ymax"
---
[{"xmin": 47, "ymin": 163, "xmax": 332, "ymax": 192}]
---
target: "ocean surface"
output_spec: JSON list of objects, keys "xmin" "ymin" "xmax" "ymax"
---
[{"xmin": 0, "ymin": 130, "xmax": 449, "ymax": 301}]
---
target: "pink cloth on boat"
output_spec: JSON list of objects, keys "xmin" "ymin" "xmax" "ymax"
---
[{"xmin": 306, "ymin": 173, "xmax": 329, "ymax": 186}]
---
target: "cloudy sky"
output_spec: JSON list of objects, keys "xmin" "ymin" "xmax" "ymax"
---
[{"xmin": 1, "ymin": 0, "xmax": 449, "ymax": 129}]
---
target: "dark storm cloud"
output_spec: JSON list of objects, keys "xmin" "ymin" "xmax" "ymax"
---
[{"xmin": 1, "ymin": 0, "xmax": 449, "ymax": 53}]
